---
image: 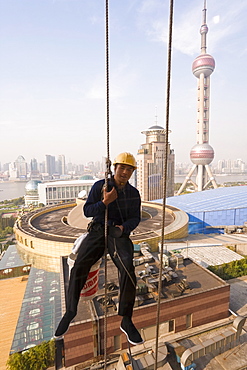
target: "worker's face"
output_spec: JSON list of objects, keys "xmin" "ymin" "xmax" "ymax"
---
[{"xmin": 114, "ymin": 164, "xmax": 134, "ymax": 186}]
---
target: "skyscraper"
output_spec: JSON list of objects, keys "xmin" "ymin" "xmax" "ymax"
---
[
  {"xmin": 58, "ymin": 155, "xmax": 66, "ymax": 175},
  {"xmin": 30, "ymin": 158, "xmax": 38, "ymax": 172},
  {"xmin": 177, "ymin": 1, "xmax": 217, "ymax": 194},
  {"xmin": 45, "ymin": 155, "xmax": 56, "ymax": 177},
  {"xmin": 30, "ymin": 158, "xmax": 40, "ymax": 180},
  {"xmin": 137, "ymin": 124, "xmax": 175, "ymax": 201},
  {"xmin": 16, "ymin": 155, "xmax": 27, "ymax": 179}
]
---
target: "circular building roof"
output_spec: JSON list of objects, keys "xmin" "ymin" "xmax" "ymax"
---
[{"xmin": 148, "ymin": 125, "xmax": 164, "ymax": 130}]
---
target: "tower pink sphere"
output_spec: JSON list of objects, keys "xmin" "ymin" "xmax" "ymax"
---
[
  {"xmin": 190, "ymin": 143, "xmax": 214, "ymax": 165},
  {"xmin": 192, "ymin": 53, "xmax": 215, "ymax": 78}
]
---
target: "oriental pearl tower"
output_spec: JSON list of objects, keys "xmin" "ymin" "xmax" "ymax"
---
[{"xmin": 177, "ymin": 1, "xmax": 217, "ymax": 194}]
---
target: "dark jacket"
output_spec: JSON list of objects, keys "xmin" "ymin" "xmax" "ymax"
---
[{"xmin": 83, "ymin": 179, "xmax": 141, "ymax": 235}]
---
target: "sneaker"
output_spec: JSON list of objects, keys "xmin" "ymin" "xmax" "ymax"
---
[
  {"xmin": 120, "ymin": 316, "xmax": 144, "ymax": 345},
  {"xmin": 54, "ymin": 311, "xmax": 76, "ymax": 339}
]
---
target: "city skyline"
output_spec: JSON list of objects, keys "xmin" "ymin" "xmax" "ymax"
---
[
  {"xmin": 0, "ymin": 0, "xmax": 247, "ymax": 165},
  {"xmin": 1, "ymin": 152, "xmax": 246, "ymax": 177}
]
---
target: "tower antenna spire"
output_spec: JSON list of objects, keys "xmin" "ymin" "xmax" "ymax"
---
[
  {"xmin": 201, "ymin": 0, "xmax": 208, "ymax": 54},
  {"xmin": 155, "ymin": 105, "xmax": 158, "ymax": 125}
]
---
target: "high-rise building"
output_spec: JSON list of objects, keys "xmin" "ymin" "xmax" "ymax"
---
[
  {"xmin": 3, "ymin": 163, "xmax": 10, "ymax": 172},
  {"xmin": 8, "ymin": 162, "xmax": 18, "ymax": 180},
  {"xmin": 30, "ymin": 158, "xmax": 40, "ymax": 179},
  {"xmin": 45, "ymin": 155, "xmax": 56, "ymax": 176},
  {"xmin": 137, "ymin": 124, "xmax": 175, "ymax": 201},
  {"xmin": 16, "ymin": 155, "xmax": 27, "ymax": 179},
  {"xmin": 30, "ymin": 158, "xmax": 38, "ymax": 172},
  {"xmin": 58, "ymin": 155, "xmax": 66, "ymax": 175},
  {"xmin": 177, "ymin": 1, "xmax": 217, "ymax": 194}
]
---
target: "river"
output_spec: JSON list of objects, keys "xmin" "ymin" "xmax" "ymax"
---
[
  {"xmin": 0, "ymin": 181, "xmax": 27, "ymax": 202},
  {"xmin": 0, "ymin": 174, "xmax": 246, "ymax": 202},
  {"xmin": 175, "ymin": 174, "xmax": 247, "ymax": 185}
]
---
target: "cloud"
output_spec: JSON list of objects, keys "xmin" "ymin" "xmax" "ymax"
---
[
  {"xmin": 137, "ymin": 0, "xmax": 247, "ymax": 56},
  {"xmin": 213, "ymin": 15, "xmax": 220, "ymax": 24}
]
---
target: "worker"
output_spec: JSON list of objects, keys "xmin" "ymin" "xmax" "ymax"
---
[{"xmin": 54, "ymin": 152, "xmax": 144, "ymax": 346}]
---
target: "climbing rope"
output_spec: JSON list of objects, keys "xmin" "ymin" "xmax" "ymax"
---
[
  {"xmin": 104, "ymin": 0, "xmax": 110, "ymax": 368},
  {"xmin": 154, "ymin": 0, "xmax": 174, "ymax": 369},
  {"xmin": 103, "ymin": 1, "xmax": 174, "ymax": 368}
]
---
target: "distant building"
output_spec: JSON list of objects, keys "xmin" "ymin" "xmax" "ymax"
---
[
  {"xmin": 8, "ymin": 162, "xmax": 18, "ymax": 180},
  {"xmin": 30, "ymin": 158, "xmax": 38, "ymax": 172},
  {"xmin": 137, "ymin": 125, "xmax": 175, "ymax": 201},
  {"xmin": 30, "ymin": 158, "xmax": 41, "ymax": 180},
  {"xmin": 215, "ymin": 158, "xmax": 246, "ymax": 174},
  {"xmin": 8, "ymin": 155, "xmax": 27, "ymax": 180},
  {"xmin": 24, "ymin": 180, "xmax": 42, "ymax": 206},
  {"xmin": 57, "ymin": 154, "xmax": 66, "ymax": 175},
  {"xmin": 45, "ymin": 155, "xmax": 56, "ymax": 177},
  {"xmin": 38, "ymin": 178, "xmax": 98, "ymax": 206},
  {"xmin": 16, "ymin": 155, "xmax": 27, "ymax": 179}
]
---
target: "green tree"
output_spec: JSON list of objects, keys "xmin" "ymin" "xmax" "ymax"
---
[
  {"xmin": 208, "ymin": 257, "xmax": 247, "ymax": 280},
  {"xmin": 7, "ymin": 340, "xmax": 55, "ymax": 370},
  {"xmin": 12, "ymin": 197, "xmax": 25, "ymax": 206}
]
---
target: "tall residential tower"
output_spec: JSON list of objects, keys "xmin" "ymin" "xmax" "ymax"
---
[
  {"xmin": 177, "ymin": 1, "xmax": 217, "ymax": 194},
  {"xmin": 137, "ymin": 123, "xmax": 175, "ymax": 201}
]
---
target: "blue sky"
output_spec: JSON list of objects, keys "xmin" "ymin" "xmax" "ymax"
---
[{"xmin": 0, "ymin": 0, "xmax": 246, "ymax": 166}]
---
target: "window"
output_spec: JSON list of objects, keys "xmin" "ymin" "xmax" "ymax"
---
[
  {"xmin": 50, "ymin": 280, "xmax": 58, "ymax": 286},
  {"xmin": 29, "ymin": 308, "xmax": 41, "ymax": 317},
  {"xmin": 35, "ymin": 278, "xmax": 43, "ymax": 283},
  {"xmin": 33, "ymin": 286, "xmax": 42, "ymax": 293},
  {"xmin": 50, "ymin": 288, "xmax": 58, "ymax": 293},
  {"xmin": 36, "ymin": 270, "xmax": 44, "ymax": 275},
  {"xmin": 31, "ymin": 296, "xmax": 41, "ymax": 304},
  {"xmin": 114, "ymin": 335, "xmax": 121, "ymax": 351},
  {"xmin": 169, "ymin": 320, "xmax": 175, "ymax": 332},
  {"xmin": 186, "ymin": 314, "xmax": 192, "ymax": 329}
]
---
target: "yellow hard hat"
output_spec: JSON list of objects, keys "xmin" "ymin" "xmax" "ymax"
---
[{"xmin": 113, "ymin": 152, "xmax": 137, "ymax": 169}]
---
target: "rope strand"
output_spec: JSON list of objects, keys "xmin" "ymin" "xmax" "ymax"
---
[
  {"xmin": 154, "ymin": 1, "xmax": 174, "ymax": 368},
  {"xmin": 104, "ymin": 0, "xmax": 110, "ymax": 368}
]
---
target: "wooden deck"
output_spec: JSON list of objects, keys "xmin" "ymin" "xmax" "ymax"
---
[{"xmin": 0, "ymin": 276, "xmax": 27, "ymax": 370}]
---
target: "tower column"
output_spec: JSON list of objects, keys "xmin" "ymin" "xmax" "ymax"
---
[{"xmin": 199, "ymin": 73, "xmax": 205, "ymax": 144}]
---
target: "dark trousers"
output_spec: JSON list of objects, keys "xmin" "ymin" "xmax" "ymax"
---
[{"xmin": 67, "ymin": 223, "xmax": 136, "ymax": 317}]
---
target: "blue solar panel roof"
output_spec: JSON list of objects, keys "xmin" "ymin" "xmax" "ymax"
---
[{"xmin": 161, "ymin": 186, "xmax": 247, "ymax": 213}]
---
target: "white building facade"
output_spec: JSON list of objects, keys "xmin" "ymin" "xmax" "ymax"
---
[{"xmin": 38, "ymin": 179, "xmax": 98, "ymax": 206}]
